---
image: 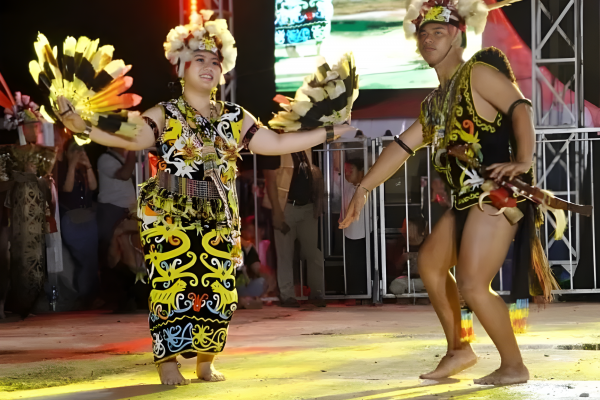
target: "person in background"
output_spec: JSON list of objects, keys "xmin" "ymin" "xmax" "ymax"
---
[
  {"xmin": 341, "ymin": 158, "xmax": 373, "ymax": 295},
  {"xmin": 58, "ymin": 139, "xmax": 98, "ymax": 308},
  {"xmin": 388, "ymin": 218, "xmax": 428, "ymax": 296},
  {"xmin": 264, "ymin": 150, "xmax": 325, "ymax": 307},
  {"xmin": 236, "ymin": 216, "xmax": 266, "ymax": 309},
  {"xmin": 96, "ymin": 147, "xmax": 138, "ymax": 311}
]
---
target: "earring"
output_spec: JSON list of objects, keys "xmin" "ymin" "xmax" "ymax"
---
[
  {"xmin": 180, "ymin": 78, "xmax": 186, "ymax": 93},
  {"xmin": 211, "ymin": 86, "xmax": 218, "ymax": 102}
]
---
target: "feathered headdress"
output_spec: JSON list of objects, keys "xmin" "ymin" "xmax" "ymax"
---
[
  {"xmin": 1, "ymin": 71, "xmax": 43, "ymax": 130},
  {"xmin": 404, "ymin": 0, "xmax": 521, "ymax": 39},
  {"xmin": 29, "ymin": 33, "xmax": 144, "ymax": 139},
  {"xmin": 164, "ymin": 10, "xmax": 237, "ymax": 83},
  {"xmin": 269, "ymin": 52, "xmax": 359, "ymax": 132}
]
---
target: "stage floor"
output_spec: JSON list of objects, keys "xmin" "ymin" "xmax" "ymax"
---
[{"xmin": 1, "ymin": 302, "xmax": 599, "ymax": 399}]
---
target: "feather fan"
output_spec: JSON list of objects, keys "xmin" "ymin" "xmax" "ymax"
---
[
  {"xmin": 269, "ymin": 52, "xmax": 359, "ymax": 133},
  {"xmin": 29, "ymin": 33, "xmax": 143, "ymax": 138}
]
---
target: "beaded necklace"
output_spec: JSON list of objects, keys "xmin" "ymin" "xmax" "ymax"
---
[
  {"xmin": 176, "ymin": 96, "xmax": 220, "ymax": 143},
  {"xmin": 425, "ymin": 62, "xmax": 464, "ymax": 151}
]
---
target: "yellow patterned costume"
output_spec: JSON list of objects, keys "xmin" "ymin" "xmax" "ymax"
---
[{"xmin": 139, "ymin": 97, "xmax": 245, "ymax": 363}]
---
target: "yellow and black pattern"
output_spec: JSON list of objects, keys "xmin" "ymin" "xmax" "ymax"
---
[
  {"xmin": 420, "ymin": 47, "xmax": 531, "ymax": 210},
  {"xmin": 138, "ymin": 97, "xmax": 245, "ymax": 363}
]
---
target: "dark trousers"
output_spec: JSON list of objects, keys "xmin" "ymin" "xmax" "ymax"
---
[
  {"xmin": 61, "ymin": 210, "xmax": 98, "ymax": 302},
  {"xmin": 96, "ymin": 202, "xmax": 137, "ymax": 310},
  {"xmin": 344, "ymin": 234, "xmax": 375, "ymax": 295},
  {"xmin": 97, "ymin": 202, "xmax": 129, "ymax": 267}
]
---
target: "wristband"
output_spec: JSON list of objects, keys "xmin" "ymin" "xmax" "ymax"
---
[
  {"xmin": 358, "ymin": 184, "xmax": 370, "ymax": 195},
  {"xmin": 75, "ymin": 123, "xmax": 92, "ymax": 138},
  {"xmin": 325, "ymin": 125, "xmax": 335, "ymax": 143},
  {"xmin": 74, "ymin": 123, "xmax": 93, "ymax": 146}
]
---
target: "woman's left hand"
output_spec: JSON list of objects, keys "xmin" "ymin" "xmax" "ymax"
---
[
  {"xmin": 486, "ymin": 161, "xmax": 530, "ymax": 182},
  {"xmin": 56, "ymin": 95, "xmax": 87, "ymax": 134}
]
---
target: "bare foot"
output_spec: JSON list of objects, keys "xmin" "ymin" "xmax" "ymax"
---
[
  {"xmin": 474, "ymin": 364, "xmax": 529, "ymax": 385},
  {"xmin": 197, "ymin": 360, "xmax": 226, "ymax": 382},
  {"xmin": 157, "ymin": 360, "xmax": 190, "ymax": 385},
  {"xmin": 420, "ymin": 346, "xmax": 478, "ymax": 379}
]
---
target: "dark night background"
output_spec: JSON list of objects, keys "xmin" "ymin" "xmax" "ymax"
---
[{"xmin": 0, "ymin": 0, "xmax": 598, "ymax": 119}]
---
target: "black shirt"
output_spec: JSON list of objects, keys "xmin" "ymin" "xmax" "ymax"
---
[{"xmin": 287, "ymin": 152, "xmax": 313, "ymax": 205}]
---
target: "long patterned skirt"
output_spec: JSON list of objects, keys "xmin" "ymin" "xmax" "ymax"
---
[{"xmin": 139, "ymin": 204, "xmax": 238, "ymax": 363}]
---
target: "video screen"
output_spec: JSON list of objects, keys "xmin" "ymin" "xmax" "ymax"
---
[{"xmin": 275, "ymin": 0, "xmax": 482, "ymax": 92}]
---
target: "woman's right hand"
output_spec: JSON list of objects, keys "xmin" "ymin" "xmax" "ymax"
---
[
  {"xmin": 66, "ymin": 146, "xmax": 80, "ymax": 164},
  {"xmin": 339, "ymin": 188, "xmax": 367, "ymax": 229},
  {"xmin": 56, "ymin": 95, "xmax": 87, "ymax": 133},
  {"xmin": 79, "ymin": 151, "xmax": 92, "ymax": 169}
]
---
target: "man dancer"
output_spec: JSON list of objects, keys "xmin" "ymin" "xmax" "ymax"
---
[{"xmin": 341, "ymin": 0, "xmax": 554, "ymax": 385}]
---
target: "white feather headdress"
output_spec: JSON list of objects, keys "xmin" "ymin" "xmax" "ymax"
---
[
  {"xmin": 404, "ymin": 0, "xmax": 521, "ymax": 40},
  {"xmin": 164, "ymin": 10, "xmax": 237, "ymax": 82}
]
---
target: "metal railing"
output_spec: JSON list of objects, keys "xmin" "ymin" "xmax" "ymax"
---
[
  {"xmin": 372, "ymin": 133, "xmax": 600, "ymax": 299},
  {"xmin": 134, "ymin": 132, "xmax": 599, "ymax": 301},
  {"xmin": 317, "ymin": 139, "xmax": 373, "ymax": 299}
]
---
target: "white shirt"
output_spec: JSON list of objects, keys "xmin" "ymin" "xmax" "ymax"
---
[
  {"xmin": 342, "ymin": 180, "xmax": 373, "ymax": 240},
  {"xmin": 97, "ymin": 150, "xmax": 136, "ymax": 209}
]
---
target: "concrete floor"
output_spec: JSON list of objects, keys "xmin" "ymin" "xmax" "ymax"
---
[{"xmin": 0, "ymin": 302, "xmax": 599, "ymax": 399}]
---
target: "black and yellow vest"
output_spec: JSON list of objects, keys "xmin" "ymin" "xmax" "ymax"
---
[{"xmin": 420, "ymin": 47, "xmax": 532, "ymax": 210}]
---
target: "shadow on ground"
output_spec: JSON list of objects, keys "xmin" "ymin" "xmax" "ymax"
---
[
  {"xmin": 308, "ymin": 379, "xmax": 498, "ymax": 400},
  {"xmin": 26, "ymin": 384, "xmax": 175, "ymax": 400}
]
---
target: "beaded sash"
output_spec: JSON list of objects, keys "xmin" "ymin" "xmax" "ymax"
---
[{"xmin": 157, "ymin": 170, "xmax": 220, "ymax": 199}]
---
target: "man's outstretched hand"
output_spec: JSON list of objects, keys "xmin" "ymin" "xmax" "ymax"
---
[{"xmin": 339, "ymin": 189, "xmax": 367, "ymax": 230}]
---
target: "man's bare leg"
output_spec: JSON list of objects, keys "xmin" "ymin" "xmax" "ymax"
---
[
  {"xmin": 418, "ymin": 209, "xmax": 477, "ymax": 379},
  {"xmin": 157, "ymin": 357, "xmax": 190, "ymax": 385},
  {"xmin": 457, "ymin": 205, "xmax": 529, "ymax": 385},
  {"xmin": 197, "ymin": 353, "xmax": 225, "ymax": 382}
]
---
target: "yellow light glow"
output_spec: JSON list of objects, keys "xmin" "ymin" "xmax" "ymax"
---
[{"xmin": 190, "ymin": 0, "xmax": 197, "ymax": 15}]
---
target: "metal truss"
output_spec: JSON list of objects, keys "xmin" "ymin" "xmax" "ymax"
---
[
  {"xmin": 532, "ymin": 0, "xmax": 598, "ymax": 293},
  {"xmin": 535, "ymin": 132, "xmax": 598, "ymax": 293},
  {"xmin": 531, "ymin": 0, "xmax": 584, "ymax": 128}
]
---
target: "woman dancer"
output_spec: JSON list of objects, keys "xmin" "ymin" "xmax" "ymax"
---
[{"xmin": 41, "ymin": 10, "xmax": 355, "ymax": 385}]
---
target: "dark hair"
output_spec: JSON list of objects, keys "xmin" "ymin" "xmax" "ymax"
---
[
  {"xmin": 168, "ymin": 80, "xmax": 183, "ymax": 98},
  {"xmin": 345, "ymin": 158, "xmax": 363, "ymax": 172}
]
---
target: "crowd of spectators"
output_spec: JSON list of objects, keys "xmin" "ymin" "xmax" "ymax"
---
[{"xmin": 0, "ymin": 126, "xmax": 438, "ymax": 316}]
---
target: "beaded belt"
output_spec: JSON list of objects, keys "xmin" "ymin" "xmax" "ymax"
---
[{"xmin": 157, "ymin": 170, "xmax": 221, "ymax": 199}]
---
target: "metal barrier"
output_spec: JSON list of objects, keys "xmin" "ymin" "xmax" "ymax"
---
[
  {"xmin": 317, "ymin": 138, "xmax": 374, "ymax": 300},
  {"xmin": 535, "ymin": 130, "xmax": 599, "ymax": 294},
  {"xmin": 373, "ymin": 136, "xmax": 434, "ymax": 300},
  {"xmin": 373, "ymin": 132, "xmax": 600, "ymax": 300},
  {"xmin": 134, "ymin": 130, "xmax": 599, "ymax": 302}
]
